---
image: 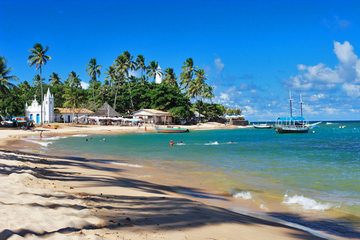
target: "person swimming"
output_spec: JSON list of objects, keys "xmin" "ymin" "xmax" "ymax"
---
[
  {"xmin": 179, "ymin": 141, "xmax": 184, "ymax": 145},
  {"xmin": 169, "ymin": 140, "xmax": 175, "ymax": 146},
  {"xmin": 86, "ymin": 139, "xmax": 88, "ymax": 142}
]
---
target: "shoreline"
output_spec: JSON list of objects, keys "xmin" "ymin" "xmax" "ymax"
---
[{"xmin": 0, "ymin": 124, "xmax": 341, "ymax": 239}]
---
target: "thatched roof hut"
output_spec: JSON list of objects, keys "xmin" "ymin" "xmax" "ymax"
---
[{"xmin": 93, "ymin": 102, "xmax": 121, "ymax": 117}]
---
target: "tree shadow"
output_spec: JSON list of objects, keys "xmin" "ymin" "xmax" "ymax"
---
[
  {"xmin": 268, "ymin": 212, "xmax": 360, "ymax": 239},
  {"xmin": 0, "ymin": 149, "xmax": 330, "ymax": 239}
]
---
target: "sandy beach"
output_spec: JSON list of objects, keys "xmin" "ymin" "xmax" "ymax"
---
[{"xmin": 0, "ymin": 124, "xmax": 332, "ymax": 239}]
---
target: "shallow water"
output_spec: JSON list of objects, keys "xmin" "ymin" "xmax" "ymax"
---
[{"xmin": 22, "ymin": 122, "xmax": 360, "ymax": 237}]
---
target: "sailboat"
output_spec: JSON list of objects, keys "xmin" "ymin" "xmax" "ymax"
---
[
  {"xmin": 253, "ymin": 118, "xmax": 272, "ymax": 129},
  {"xmin": 274, "ymin": 93, "xmax": 311, "ymax": 133}
]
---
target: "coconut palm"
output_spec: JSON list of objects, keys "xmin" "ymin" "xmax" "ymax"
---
[
  {"xmin": 146, "ymin": 61, "xmax": 159, "ymax": 83},
  {"xmin": 49, "ymin": 72, "xmax": 62, "ymax": 86},
  {"xmin": 189, "ymin": 69, "xmax": 208, "ymax": 100},
  {"xmin": 67, "ymin": 71, "xmax": 82, "ymax": 89},
  {"xmin": 85, "ymin": 58, "xmax": 102, "ymax": 111},
  {"xmin": 122, "ymin": 51, "xmax": 136, "ymax": 112},
  {"xmin": 201, "ymin": 84, "xmax": 214, "ymax": 103},
  {"xmin": 180, "ymin": 58, "xmax": 198, "ymax": 97},
  {"xmin": 135, "ymin": 54, "xmax": 146, "ymax": 79},
  {"xmin": 113, "ymin": 54, "xmax": 127, "ymax": 110},
  {"xmin": 163, "ymin": 68, "xmax": 178, "ymax": 87},
  {"xmin": 28, "ymin": 43, "xmax": 51, "ymax": 125},
  {"xmin": 104, "ymin": 65, "xmax": 117, "ymax": 88},
  {"xmin": 62, "ymin": 85, "xmax": 80, "ymax": 123},
  {"xmin": 0, "ymin": 56, "xmax": 18, "ymax": 98},
  {"xmin": 32, "ymin": 74, "xmax": 45, "ymax": 87}
]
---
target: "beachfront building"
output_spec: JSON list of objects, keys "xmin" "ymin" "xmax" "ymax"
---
[
  {"xmin": 55, "ymin": 108, "xmax": 94, "ymax": 123},
  {"xmin": 133, "ymin": 109, "xmax": 173, "ymax": 124},
  {"xmin": 93, "ymin": 102, "xmax": 121, "ymax": 117},
  {"xmin": 25, "ymin": 88, "xmax": 54, "ymax": 124}
]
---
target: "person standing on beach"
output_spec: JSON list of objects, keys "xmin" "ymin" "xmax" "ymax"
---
[{"xmin": 40, "ymin": 131, "xmax": 43, "ymax": 139}]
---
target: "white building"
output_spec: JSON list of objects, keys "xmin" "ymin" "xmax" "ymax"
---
[
  {"xmin": 25, "ymin": 88, "xmax": 54, "ymax": 124},
  {"xmin": 133, "ymin": 109, "xmax": 172, "ymax": 124},
  {"xmin": 155, "ymin": 65, "xmax": 162, "ymax": 84}
]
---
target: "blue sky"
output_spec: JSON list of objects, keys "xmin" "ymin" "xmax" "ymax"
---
[{"xmin": 1, "ymin": 0, "xmax": 360, "ymax": 121}]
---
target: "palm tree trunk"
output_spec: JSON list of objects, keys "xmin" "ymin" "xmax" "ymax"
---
[
  {"xmin": 127, "ymin": 79, "xmax": 134, "ymax": 112},
  {"xmin": 40, "ymin": 67, "xmax": 43, "ymax": 126},
  {"xmin": 92, "ymin": 79, "xmax": 96, "ymax": 111},
  {"xmin": 113, "ymin": 76, "xmax": 121, "ymax": 110}
]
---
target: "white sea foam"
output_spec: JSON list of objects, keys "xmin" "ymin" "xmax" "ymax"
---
[
  {"xmin": 282, "ymin": 194, "xmax": 333, "ymax": 210},
  {"xmin": 230, "ymin": 189, "xmax": 252, "ymax": 200},
  {"xmin": 260, "ymin": 204, "xmax": 269, "ymax": 210},
  {"xmin": 205, "ymin": 141, "xmax": 219, "ymax": 145},
  {"xmin": 71, "ymin": 134, "xmax": 88, "ymax": 137},
  {"xmin": 23, "ymin": 139, "xmax": 53, "ymax": 147},
  {"xmin": 42, "ymin": 136, "xmax": 61, "ymax": 141},
  {"xmin": 110, "ymin": 161, "xmax": 142, "ymax": 168},
  {"xmin": 233, "ymin": 191, "xmax": 252, "ymax": 200}
]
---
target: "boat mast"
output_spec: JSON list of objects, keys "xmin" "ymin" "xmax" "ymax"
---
[
  {"xmin": 299, "ymin": 94, "xmax": 303, "ymax": 117},
  {"xmin": 289, "ymin": 91, "xmax": 292, "ymax": 117}
]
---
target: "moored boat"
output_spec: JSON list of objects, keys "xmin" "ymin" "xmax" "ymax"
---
[
  {"xmin": 273, "ymin": 117, "xmax": 310, "ymax": 133},
  {"xmin": 253, "ymin": 123, "xmax": 272, "ymax": 129},
  {"xmin": 154, "ymin": 125, "xmax": 190, "ymax": 133}
]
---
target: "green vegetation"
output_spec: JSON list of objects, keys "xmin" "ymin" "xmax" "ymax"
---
[{"xmin": 1, "ymin": 46, "xmax": 241, "ymax": 121}]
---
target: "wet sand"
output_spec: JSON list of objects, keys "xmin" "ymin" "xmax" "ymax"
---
[{"xmin": 0, "ymin": 124, "xmax": 334, "ymax": 239}]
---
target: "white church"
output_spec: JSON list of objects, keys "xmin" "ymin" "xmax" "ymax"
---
[{"xmin": 25, "ymin": 88, "xmax": 54, "ymax": 124}]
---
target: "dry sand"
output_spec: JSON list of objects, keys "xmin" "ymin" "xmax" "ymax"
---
[{"xmin": 0, "ymin": 124, "xmax": 332, "ymax": 239}]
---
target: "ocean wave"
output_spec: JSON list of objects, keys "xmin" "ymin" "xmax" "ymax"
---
[
  {"xmin": 109, "ymin": 161, "xmax": 142, "ymax": 168},
  {"xmin": 23, "ymin": 139, "xmax": 53, "ymax": 147},
  {"xmin": 260, "ymin": 204, "xmax": 269, "ymax": 210},
  {"xmin": 205, "ymin": 141, "xmax": 219, "ymax": 145},
  {"xmin": 71, "ymin": 134, "xmax": 88, "ymax": 137},
  {"xmin": 282, "ymin": 194, "xmax": 334, "ymax": 210},
  {"xmin": 229, "ymin": 189, "xmax": 252, "ymax": 200}
]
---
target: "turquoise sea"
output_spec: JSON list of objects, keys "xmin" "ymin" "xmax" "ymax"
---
[{"xmin": 24, "ymin": 121, "xmax": 360, "ymax": 238}]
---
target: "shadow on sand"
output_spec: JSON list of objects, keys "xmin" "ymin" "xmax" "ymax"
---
[{"xmin": 1, "ymin": 149, "xmax": 357, "ymax": 239}]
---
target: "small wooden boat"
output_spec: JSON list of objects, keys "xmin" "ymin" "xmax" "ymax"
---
[
  {"xmin": 253, "ymin": 124, "xmax": 272, "ymax": 129},
  {"xmin": 155, "ymin": 125, "xmax": 190, "ymax": 133}
]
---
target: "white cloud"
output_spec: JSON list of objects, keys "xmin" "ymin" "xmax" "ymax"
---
[
  {"xmin": 219, "ymin": 93, "xmax": 229, "ymax": 101},
  {"xmin": 342, "ymin": 83, "xmax": 360, "ymax": 98},
  {"xmin": 284, "ymin": 41, "xmax": 360, "ymax": 96},
  {"xmin": 322, "ymin": 107, "xmax": 341, "ymax": 115},
  {"xmin": 242, "ymin": 106, "xmax": 257, "ymax": 116},
  {"xmin": 309, "ymin": 94, "xmax": 325, "ymax": 102},
  {"xmin": 81, "ymin": 81, "xmax": 89, "ymax": 89},
  {"xmin": 129, "ymin": 70, "xmax": 140, "ymax": 77},
  {"xmin": 333, "ymin": 41, "xmax": 358, "ymax": 64},
  {"xmin": 214, "ymin": 58, "xmax": 224, "ymax": 74}
]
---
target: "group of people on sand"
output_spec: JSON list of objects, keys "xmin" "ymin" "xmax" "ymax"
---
[{"xmin": 169, "ymin": 140, "xmax": 184, "ymax": 146}]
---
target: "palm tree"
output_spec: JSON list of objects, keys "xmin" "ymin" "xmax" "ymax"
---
[
  {"xmin": 49, "ymin": 72, "xmax": 62, "ymax": 86},
  {"xmin": 104, "ymin": 65, "xmax": 116, "ymax": 88},
  {"xmin": 189, "ymin": 69, "xmax": 208, "ymax": 101},
  {"xmin": 62, "ymin": 86, "xmax": 80, "ymax": 123},
  {"xmin": 163, "ymin": 68, "xmax": 178, "ymax": 87},
  {"xmin": 67, "ymin": 71, "xmax": 82, "ymax": 89},
  {"xmin": 146, "ymin": 61, "xmax": 159, "ymax": 83},
  {"xmin": 113, "ymin": 51, "xmax": 135, "ymax": 112},
  {"xmin": 32, "ymin": 74, "xmax": 45, "ymax": 87},
  {"xmin": 113, "ymin": 54, "xmax": 127, "ymax": 110},
  {"xmin": 180, "ymin": 58, "xmax": 198, "ymax": 97},
  {"xmin": 28, "ymin": 43, "xmax": 51, "ymax": 125},
  {"xmin": 85, "ymin": 58, "xmax": 102, "ymax": 111},
  {"xmin": 0, "ymin": 56, "xmax": 18, "ymax": 99},
  {"xmin": 201, "ymin": 84, "xmax": 214, "ymax": 103},
  {"xmin": 135, "ymin": 54, "xmax": 146, "ymax": 79},
  {"xmin": 122, "ymin": 51, "xmax": 136, "ymax": 112}
]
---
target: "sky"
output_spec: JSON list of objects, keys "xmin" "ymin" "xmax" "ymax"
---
[{"xmin": 1, "ymin": 0, "xmax": 360, "ymax": 121}]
